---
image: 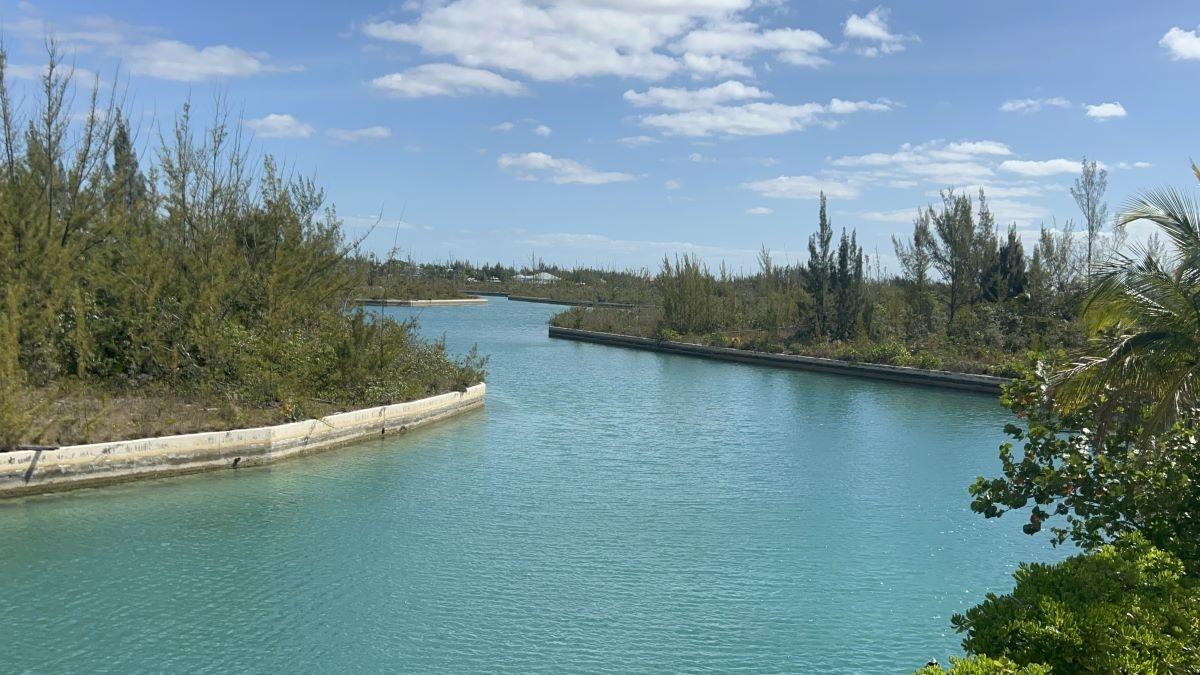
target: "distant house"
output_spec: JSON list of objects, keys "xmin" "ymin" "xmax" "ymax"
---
[{"xmin": 513, "ymin": 272, "xmax": 561, "ymax": 285}]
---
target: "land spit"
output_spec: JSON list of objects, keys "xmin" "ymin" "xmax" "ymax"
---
[
  {"xmin": 0, "ymin": 384, "xmax": 486, "ymax": 498},
  {"xmin": 354, "ymin": 298, "xmax": 487, "ymax": 307},
  {"xmin": 549, "ymin": 326, "xmax": 1007, "ymax": 394}
]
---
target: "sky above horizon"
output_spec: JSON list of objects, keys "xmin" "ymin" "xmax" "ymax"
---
[{"xmin": 4, "ymin": 1, "xmax": 1200, "ymax": 272}]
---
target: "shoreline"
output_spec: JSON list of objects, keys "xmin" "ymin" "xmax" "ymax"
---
[
  {"xmin": 548, "ymin": 326, "xmax": 1007, "ymax": 394},
  {"xmin": 0, "ymin": 384, "xmax": 486, "ymax": 499},
  {"xmin": 465, "ymin": 291, "xmax": 636, "ymax": 308},
  {"xmin": 353, "ymin": 298, "xmax": 487, "ymax": 307}
]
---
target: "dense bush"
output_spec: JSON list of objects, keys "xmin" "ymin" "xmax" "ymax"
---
[
  {"xmin": 950, "ymin": 536, "xmax": 1200, "ymax": 673},
  {"xmin": 0, "ymin": 49, "xmax": 485, "ymax": 446},
  {"xmin": 915, "ymin": 656, "xmax": 1050, "ymax": 674}
]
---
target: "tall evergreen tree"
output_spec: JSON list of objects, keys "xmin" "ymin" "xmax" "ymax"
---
[
  {"xmin": 928, "ymin": 190, "xmax": 978, "ymax": 331},
  {"xmin": 109, "ymin": 112, "xmax": 145, "ymax": 211},
  {"xmin": 804, "ymin": 192, "xmax": 834, "ymax": 338}
]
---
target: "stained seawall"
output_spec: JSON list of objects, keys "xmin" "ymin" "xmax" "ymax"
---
[
  {"xmin": 0, "ymin": 384, "xmax": 486, "ymax": 498},
  {"xmin": 548, "ymin": 326, "xmax": 1007, "ymax": 394}
]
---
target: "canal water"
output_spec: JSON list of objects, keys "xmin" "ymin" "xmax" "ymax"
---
[{"xmin": 0, "ymin": 300, "xmax": 1062, "ymax": 672}]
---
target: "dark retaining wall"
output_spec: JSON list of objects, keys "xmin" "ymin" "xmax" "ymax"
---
[
  {"xmin": 508, "ymin": 296, "xmax": 636, "ymax": 308},
  {"xmin": 548, "ymin": 326, "xmax": 1008, "ymax": 395}
]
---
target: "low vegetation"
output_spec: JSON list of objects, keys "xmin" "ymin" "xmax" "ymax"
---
[{"xmin": 0, "ymin": 49, "xmax": 485, "ymax": 449}]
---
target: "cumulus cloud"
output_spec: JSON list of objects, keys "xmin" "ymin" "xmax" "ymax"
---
[
  {"xmin": 637, "ymin": 98, "xmax": 892, "ymax": 137},
  {"xmin": 490, "ymin": 121, "xmax": 515, "ymax": 132},
  {"xmin": 362, "ymin": 0, "xmax": 829, "ymax": 84},
  {"xmin": 126, "ymin": 40, "xmax": 294, "ymax": 81},
  {"xmin": 1084, "ymin": 102, "xmax": 1126, "ymax": 121},
  {"xmin": 680, "ymin": 53, "xmax": 755, "ymax": 79},
  {"xmin": 327, "ymin": 126, "xmax": 392, "ymax": 142},
  {"xmin": 8, "ymin": 15, "xmax": 293, "ymax": 82},
  {"xmin": 746, "ymin": 206, "xmax": 773, "ymax": 215},
  {"xmin": 664, "ymin": 179, "xmax": 682, "ymax": 190},
  {"xmin": 371, "ymin": 63, "xmax": 528, "ymax": 98},
  {"xmin": 999, "ymin": 158, "xmax": 1087, "ymax": 176},
  {"xmin": 829, "ymin": 139, "xmax": 1009, "ymax": 185},
  {"xmin": 624, "ymin": 80, "xmax": 770, "ymax": 110},
  {"xmin": 843, "ymin": 6, "xmax": 917, "ymax": 57},
  {"xmin": 673, "ymin": 20, "xmax": 831, "ymax": 75},
  {"xmin": 1160, "ymin": 25, "xmax": 1200, "ymax": 60},
  {"xmin": 244, "ymin": 114, "xmax": 314, "ymax": 139},
  {"xmin": 534, "ymin": 124, "xmax": 553, "ymax": 136},
  {"xmin": 999, "ymin": 97, "xmax": 1070, "ymax": 113},
  {"xmin": 498, "ymin": 152, "xmax": 635, "ymax": 185},
  {"xmin": 742, "ymin": 175, "xmax": 859, "ymax": 200}
]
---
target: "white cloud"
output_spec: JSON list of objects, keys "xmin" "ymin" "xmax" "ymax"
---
[
  {"xmin": 534, "ymin": 124, "xmax": 553, "ymax": 136},
  {"xmin": 680, "ymin": 53, "xmax": 754, "ymax": 79},
  {"xmin": 742, "ymin": 175, "xmax": 859, "ymax": 200},
  {"xmin": 665, "ymin": 179, "xmax": 682, "ymax": 190},
  {"xmin": 371, "ymin": 63, "xmax": 527, "ymax": 98},
  {"xmin": 1115, "ymin": 161, "xmax": 1153, "ymax": 170},
  {"xmin": 1084, "ymin": 102, "xmax": 1126, "ymax": 121},
  {"xmin": 999, "ymin": 158, "xmax": 1083, "ymax": 176},
  {"xmin": 639, "ymin": 98, "xmax": 891, "ymax": 137},
  {"xmin": 327, "ymin": 126, "xmax": 392, "ymax": 142},
  {"xmin": 624, "ymin": 80, "xmax": 770, "ymax": 110},
  {"xmin": 244, "ymin": 114, "xmax": 314, "ymax": 139},
  {"xmin": 999, "ymin": 97, "xmax": 1070, "ymax": 113},
  {"xmin": 943, "ymin": 140, "xmax": 1012, "ymax": 156},
  {"xmin": 126, "ymin": 40, "xmax": 287, "ymax": 81},
  {"xmin": 362, "ymin": 0, "xmax": 830, "ymax": 83},
  {"xmin": 689, "ymin": 152, "xmax": 711, "ymax": 162},
  {"xmin": 498, "ymin": 152, "xmax": 635, "ymax": 185},
  {"xmin": 830, "ymin": 140, "xmax": 1006, "ymax": 185},
  {"xmin": 618, "ymin": 135, "xmax": 659, "ymax": 147},
  {"xmin": 490, "ymin": 121, "xmax": 515, "ymax": 132},
  {"xmin": 363, "ymin": 0, "xmax": 721, "ymax": 82},
  {"xmin": 843, "ymin": 6, "xmax": 916, "ymax": 56},
  {"xmin": 746, "ymin": 206, "xmax": 773, "ymax": 215},
  {"xmin": 674, "ymin": 20, "xmax": 831, "ymax": 75},
  {"xmin": 1160, "ymin": 26, "xmax": 1200, "ymax": 60}
]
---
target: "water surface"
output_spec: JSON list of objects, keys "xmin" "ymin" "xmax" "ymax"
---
[{"xmin": 0, "ymin": 300, "xmax": 1062, "ymax": 672}]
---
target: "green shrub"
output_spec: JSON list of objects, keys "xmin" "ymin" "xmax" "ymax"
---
[
  {"xmin": 915, "ymin": 656, "xmax": 1050, "ymax": 674},
  {"xmin": 952, "ymin": 535, "xmax": 1200, "ymax": 673}
]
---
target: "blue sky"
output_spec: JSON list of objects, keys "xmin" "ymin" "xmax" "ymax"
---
[{"xmin": 5, "ymin": 1, "xmax": 1200, "ymax": 271}]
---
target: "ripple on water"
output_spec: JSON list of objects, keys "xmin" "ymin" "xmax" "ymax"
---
[{"xmin": 0, "ymin": 301, "xmax": 1065, "ymax": 673}]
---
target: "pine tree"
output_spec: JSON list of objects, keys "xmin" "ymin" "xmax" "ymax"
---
[
  {"xmin": 109, "ymin": 112, "xmax": 145, "ymax": 211},
  {"xmin": 804, "ymin": 192, "xmax": 834, "ymax": 338}
]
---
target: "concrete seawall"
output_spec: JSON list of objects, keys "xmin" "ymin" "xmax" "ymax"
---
[
  {"xmin": 0, "ymin": 384, "xmax": 486, "ymax": 498},
  {"xmin": 354, "ymin": 298, "xmax": 487, "ymax": 307},
  {"xmin": 549, "ymin": 326, "xmax": 1008, "ymax": 395},
  {"xmin": 507, "ymin": 295, "xmax": 636, "ymax": 309}
]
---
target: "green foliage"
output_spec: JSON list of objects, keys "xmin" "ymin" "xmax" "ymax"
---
[
  {"xmin": 970, "ymin": 360, "xmax": 1200, "ymax": 572},
  {"xmin": 0, "ymin": 49, "xmax": 484, "ymax": 447},
  {"xmin": 951, "ymin": 536, "xmax": 1200, "ymax": 674},
  {"xmin": 1053, "ymin": 163, "xmax": 1200, "ymax": 432},
  {"xmin": 914, "ymin": 656, "xmax": 1050, "ymax": 674}
]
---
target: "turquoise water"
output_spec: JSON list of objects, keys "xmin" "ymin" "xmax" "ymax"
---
[{"xmin": 0, "ymin": 300, "xmax": 1061, "ymax": 672}]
